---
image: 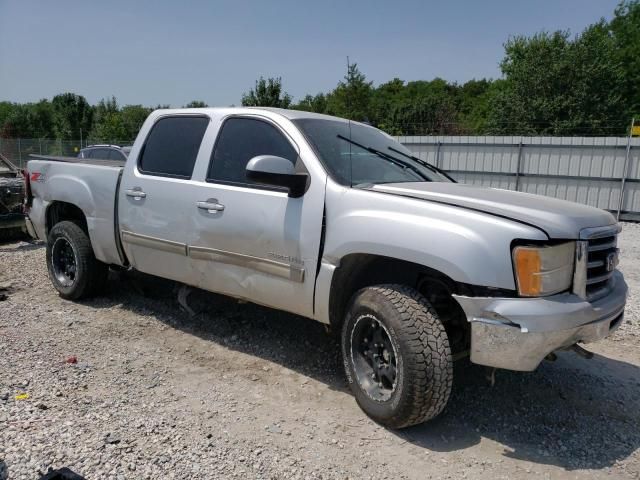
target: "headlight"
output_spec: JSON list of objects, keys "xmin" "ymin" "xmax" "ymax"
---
[{"xmin": 512, "ymin": 242, "xmax": 575, "ymax": 296}]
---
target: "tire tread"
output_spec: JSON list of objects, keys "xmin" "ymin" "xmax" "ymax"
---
[
  {"xmin": 47, "ymin": 221, "xmax": 108, "ymax": 300},
  {"xmin": 344, "ymin": 284, "xmax": 453, "ymax": 428}
]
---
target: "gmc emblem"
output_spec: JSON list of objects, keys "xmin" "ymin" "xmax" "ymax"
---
[{"xmin": 606, "ymin": 252, "xmax": 618, "ymax": 272}]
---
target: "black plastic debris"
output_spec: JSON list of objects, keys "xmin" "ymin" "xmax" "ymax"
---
[{"xmin": 39, "ymin": 467, "xmax": 86, "ymax": 480}]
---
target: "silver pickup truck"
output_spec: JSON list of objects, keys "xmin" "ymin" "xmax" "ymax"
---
[{"xmin": 25, "ymin": 108, "xmax": 628, "ymax": 428}]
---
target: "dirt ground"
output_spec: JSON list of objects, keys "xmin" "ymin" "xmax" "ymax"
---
[{"xmin": 1, "ymin": 223, "xmax": 639, "ymax": 479}]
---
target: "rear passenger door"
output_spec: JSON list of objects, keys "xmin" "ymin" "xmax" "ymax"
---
[{"xmin": 118, "ymin": 115, "xmax": 210, "ymax": 284}]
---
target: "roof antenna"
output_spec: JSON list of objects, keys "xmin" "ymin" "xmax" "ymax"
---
[{"xmin": 347, "ymin": 56, "xmax": 353, "ymax": 186}]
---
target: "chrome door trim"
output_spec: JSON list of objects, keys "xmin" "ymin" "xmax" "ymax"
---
[
  {"xmin": 188, "ymin": 245, "xmax": 305, "ymax": 282},
  {"xmin": 121, "ymin": 230, "xmax": 187, "ymax": 256}
]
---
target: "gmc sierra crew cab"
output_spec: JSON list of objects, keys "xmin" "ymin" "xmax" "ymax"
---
[{"xmin": 24, "ymin": 108, "xmax": 628, "ymax": 428}]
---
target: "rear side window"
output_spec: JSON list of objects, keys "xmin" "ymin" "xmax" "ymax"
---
[
  {"xmin": 139, "ymin": 116, "xmax": 209, "ymax": 178},
  {"xmin": 107, "ymin": 149, "xmax": 126, "ymax": 161},
  {"xmin": 90, "ymin": 149, "xmax": 110, "ymax": 159},
  {"xmin": 207, "ymin": 117, "xmax": 297, "ymax": 186}
]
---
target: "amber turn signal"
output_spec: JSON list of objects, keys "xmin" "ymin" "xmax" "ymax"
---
[{"xmin": 513, "ymin": 247, "xmax": 542, "ymax": 296}]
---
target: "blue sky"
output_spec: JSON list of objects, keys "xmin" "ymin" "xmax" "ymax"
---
[{"xmin": 0, "ymin": 0, "xmax": 620, "ymax": 107}]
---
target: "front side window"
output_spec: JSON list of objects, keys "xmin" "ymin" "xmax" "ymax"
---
[
  {"xmin": 207, "ymin": 117, "xmax": 298, "ymax": 186},
  {"xmin": 139, "ymin": 116, "xmax": 209, "ymax": 178}
]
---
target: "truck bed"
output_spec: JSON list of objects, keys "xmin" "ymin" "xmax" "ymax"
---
[
  {"xmin": 27, "ymin": 156, "xmax": 125, "ymax": 266},
  {"xmin": 29, "ymin": 154, "xmax": 126, "ymax": 169}
]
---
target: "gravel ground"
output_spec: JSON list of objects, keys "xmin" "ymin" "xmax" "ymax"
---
[{"xmin": 1, "ymin": 223, "xmax": 639, "ymax": 479}]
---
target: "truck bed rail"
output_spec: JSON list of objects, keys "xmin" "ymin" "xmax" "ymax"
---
[{"xmin": 29, "ymin": 154, "xmax": 125, "ymax": 169}]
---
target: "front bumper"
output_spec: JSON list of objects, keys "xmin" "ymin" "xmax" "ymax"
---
[{"xmin": 453, "ymin": 270, "xmax": 628, "ymax": 371}]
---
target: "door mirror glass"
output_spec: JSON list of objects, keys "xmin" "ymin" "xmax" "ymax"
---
[{"xmin": 246, "ymin": 155, "xmax": 308, "ymax": 198}]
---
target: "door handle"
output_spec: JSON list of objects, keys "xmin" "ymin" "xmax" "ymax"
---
[
  {"xmin": 125, "ymin": 189, "xmax": 147, "ymax": 200},
  {"xmin": 197, "ymin": 200, "xmax": 225, "ymax": 212}
]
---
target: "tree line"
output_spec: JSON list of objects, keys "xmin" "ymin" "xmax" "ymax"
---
[
  {"xmin": 0, "ymin": 96, "xmax": 207, "ymax": 143},
  {"xmin": 1, "ymin": 0, "xmax": 638, "ymax": 141}
]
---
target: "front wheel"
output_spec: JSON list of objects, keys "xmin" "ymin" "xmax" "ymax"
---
[
  {"xmin": 46, "ymin": 221, "xmax": 108, "ymax": 300},
  {"xmin": 341, "ymin": 284, "xmax": 453, "ymax": 429}
]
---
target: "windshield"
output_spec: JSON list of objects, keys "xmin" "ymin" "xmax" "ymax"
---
[{"xmin": 293, "ymin": 118, "xmax": 451, "ymax": 186}]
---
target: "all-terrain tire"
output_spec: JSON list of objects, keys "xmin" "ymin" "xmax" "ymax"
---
[
  {"xmin": 341, "ymin": 284, "xmax": 453, "ymax": 429},
  {"xmin": 46, "ymin": 221, "xmax": 108, "ymax": 300}
]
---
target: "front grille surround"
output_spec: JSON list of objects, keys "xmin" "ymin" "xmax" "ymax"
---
[{"xmin": 573, "ymin": 225, "xmax": 621, "ymax": 302}]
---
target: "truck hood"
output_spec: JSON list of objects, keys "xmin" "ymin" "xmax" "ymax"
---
[{"xmin": 367, "ymin": 182, "xmax": 616, "ymax": 239}]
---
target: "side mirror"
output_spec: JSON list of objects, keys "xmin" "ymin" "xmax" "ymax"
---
[{"xmin": 246, "ymin": 155, "xmax": 308, "ymax": 198}]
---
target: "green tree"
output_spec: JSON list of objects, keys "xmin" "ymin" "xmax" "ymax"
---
[
  {"xmin": 1, "ymin": 105, "xmax": 32, "ymax": 138},
  {"xmin": 455, "ymin": 79, "xmax": 494, "ymax": 133},
  {"xmin": 241, "ymin": 77, "xmax": 292, "ymax": 108},
  {"xmin": 120, "ymin": 105, "xmax": 152, "ymax": 140},
  {"xmin": 0, "ymin": 100, "xmax": 54, "ymax": 138},
  {"xmin": 291, "ymin": 93, "xmax": 328, "ymax": 113},
  {"xmin": 487, "ymin": 26, "xmax": 626, "ymax": 135},
  {"xmin": 369, "ymin": 78, "xmax": 461, "ymax": 135},
  {"xmin": 326, "ymin": 63, "xmax": 373, "ymax": 121},
  {"xmin": 29, "ymin": 100, "xmax": 55, "ymax": 138},
  {"xmin": 90, "ymin": 97, "xmax": 126, "ymax": 143},
  {"xmin": 370, "ymin": 78, "xmax": 406, "ymax": 132},
  {"xmin": 184, "ymin": 100, "xmax": 208, "ymax": 108},
  {"xmin": 51, "ymin": 93, "xmax": 93, "ymax": 140},
  {"xmin": 610, "ymin": 0, "xmax": 640, "ymax": 119},
  {"xmin": 0, "ymin": 102, "xmax": 16, "ymax": 133}
]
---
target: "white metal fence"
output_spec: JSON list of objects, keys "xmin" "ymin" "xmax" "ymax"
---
[
  {"xmin": 1, "ymin": 135, "xmax": 638, "ymax": 220},
  {"xmin": 399, "ymin": 135, "xmax": 640, "ymax": 221}
]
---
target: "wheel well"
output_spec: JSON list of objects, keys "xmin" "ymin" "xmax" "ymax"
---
[
  {"xmin": 46, "ymin": 202, "xmax": 88, "ymax": 236},
  {"xmin": 328, "ymin": 254, "xmax": 471, "ymax": 353}
]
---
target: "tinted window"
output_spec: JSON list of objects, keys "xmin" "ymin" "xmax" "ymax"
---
[
  {"xmin": 107, "ymin": 149, "xmax": 126, "ymax": 161},
  {"xmin": 208, "ymin": 117, "xmax": 297, "ymax": 186},
  {"xmin": 91, "ymin": 148, "xmax": 111, "ymax": 159},
  {"xmin": 139, "ymin": 116, "xmax": 209, "ymax": 178}
]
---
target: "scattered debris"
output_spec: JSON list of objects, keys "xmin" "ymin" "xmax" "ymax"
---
[
  {"xmin": 14, "ymin": 392, "xmax": 29, "ymax": 400},
  {"xmin": 486, "ymin": 367, "xmax": 496, "ymax": 387},
  {"xmin": 0, "ymin": 281, "xmax": 12, "ymax": 301},
  {"xmin": 65, "ymin": 356, "xmax": 78, "ymax": 364},
  {"xmin": 104, "ymin": 432, "xmax": 121, "ymax": 445},
  {"xmin": 177, "ymin": 284, "xmax": 197, "ymax": 316},
  {"xmin": 266, "ymin": 424, "xmax": 282, "ymax": 434},
  {"xmin": 39, "ymin": 467, "xmax": 86, "ymax": 480}
]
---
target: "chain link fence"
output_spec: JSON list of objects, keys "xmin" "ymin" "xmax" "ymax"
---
[{"xmin": 0, "ymin": 138, "xmax": 135, "ymax": 169}]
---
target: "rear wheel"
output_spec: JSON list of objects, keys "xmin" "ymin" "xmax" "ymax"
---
[
  {"xmin": 341, "ymin": 284, "xmax": 453, "ymax": 429},
  {"xmin": 46, "ymin": 221, "xmax": 108, "ymax": 300}
]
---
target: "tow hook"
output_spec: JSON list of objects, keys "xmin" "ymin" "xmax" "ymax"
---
[{"xmin": 571, "ymin": 344, "xmax": 594, "ymax": 359}]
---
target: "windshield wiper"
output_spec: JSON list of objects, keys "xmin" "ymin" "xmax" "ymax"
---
[
  {"xmin": 388, "ymin": 146, "xmax": 457, "ymax": 182},
  {"xmin": 336, "ymin": 134, "xmax": 430, "ymax": 182}
]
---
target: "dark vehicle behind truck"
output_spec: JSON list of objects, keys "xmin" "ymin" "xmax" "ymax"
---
[{"xmin": 0, "ymin": 153, "xmax": 25, "ymax": 241}]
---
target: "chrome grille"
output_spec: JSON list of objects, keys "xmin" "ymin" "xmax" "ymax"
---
[{"xmin": 574, "ymin": 225, "xmax": 620, "ymax": 301}]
